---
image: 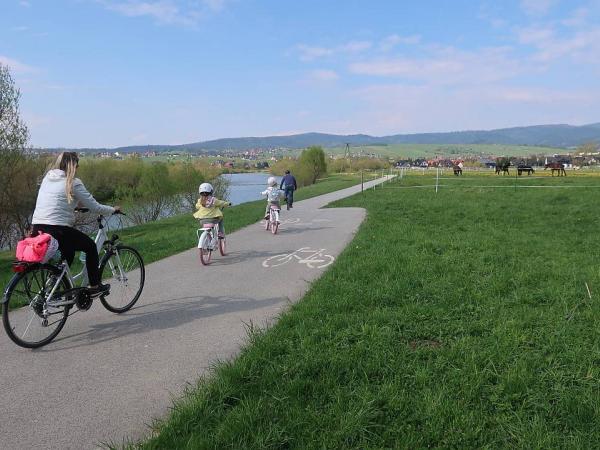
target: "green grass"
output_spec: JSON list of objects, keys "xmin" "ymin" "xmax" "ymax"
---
[
  {"xmin": 134, "ymin": 173, "xmax": 600, "ymax": 449},
  {"xmin": 328, "ymin": 143, "xmax": 564, "ymax": 159},
  {"xmin": 0, "ymin": 173, "xmax": 373, "ymax": 294}
]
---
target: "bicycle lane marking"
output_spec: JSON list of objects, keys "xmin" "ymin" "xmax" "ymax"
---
[{"xmin": 262, "ymin": 247, "xmax": 335, "ymax": 269}]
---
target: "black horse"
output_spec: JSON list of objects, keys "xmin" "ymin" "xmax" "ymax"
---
[
  {"xmin": 453, "ymin": 165, "xmax": 462, "ymax": 176},
  {"xmin": 517, "ymin": 165, "xmax": 535, "ymax": 176},
  {"xmin": 495, "ymin": 162, "xmax": 510, "ymax": 175}
]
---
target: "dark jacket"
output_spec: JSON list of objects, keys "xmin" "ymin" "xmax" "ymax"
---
[{"xmin": 280, "ymin": 174, "xmax": 297, "ymax": 190}]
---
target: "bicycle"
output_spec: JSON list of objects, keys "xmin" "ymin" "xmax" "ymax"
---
[
  {"xmin": 265, "ymin": 204, "xmax": 280, "ymax": 235},
  {"xmin": 2, "ymin": 209, "xmax": 145, "ymax": 348},
  {"xmin": 197, "ymin": 222, "xmax": 226, "ymax": 265}
]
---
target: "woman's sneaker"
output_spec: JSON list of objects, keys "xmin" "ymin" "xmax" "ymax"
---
[{"xmin": 88, "ymin": 283, "xmax": 110, "ymax": 297}]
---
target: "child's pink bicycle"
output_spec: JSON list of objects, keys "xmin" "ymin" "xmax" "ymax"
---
[
  {"xmin": 197, "ymin": 223, "xmax": 226, "ymax": 265},
  {"xmin": 265, "ymin": 204, "xmax": 280, "ymax": 235}
]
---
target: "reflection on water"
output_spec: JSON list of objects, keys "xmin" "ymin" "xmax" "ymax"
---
[{"xmin": 224, "ymin": 172, "xmax": 277, "ymax": 205}]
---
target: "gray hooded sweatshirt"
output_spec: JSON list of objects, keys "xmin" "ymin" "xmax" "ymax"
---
[{"xmin": 32, "ymin": 169, "xmax": 114, "ymax": 227}]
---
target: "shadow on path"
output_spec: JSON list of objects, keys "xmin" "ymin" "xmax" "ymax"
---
[{"xmin": 39, "ymin": 295, "xmax": 284, "ymax": 351}]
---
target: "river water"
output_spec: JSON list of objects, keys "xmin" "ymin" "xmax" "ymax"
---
[{"xmin": 224, "ymin": 172, "xmax": 277, "ymax": 205}]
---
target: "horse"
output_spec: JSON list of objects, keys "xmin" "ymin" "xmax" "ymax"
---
[
  {"xmin": 495, "ymin": 162, "xmax": 510, "ymax": 175},
  {"xmin": 452, "ymin": 165, "xmax": 462, "ymax": 176},
  {"xmin": 517, "ymin": 165, "xmax": 535, "ymax": 176},
  {"xmin": 544, "ymin": 162, "xmax": 566, "ymax": 176}
]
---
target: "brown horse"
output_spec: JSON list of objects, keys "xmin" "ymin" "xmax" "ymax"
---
[
  {"xmin": 452, "ymin": 165, "xmax": 462, "ymax": 176},
  {"xmin": 544, "ymin": 162, "xmax": 566, "ymax": 176}
]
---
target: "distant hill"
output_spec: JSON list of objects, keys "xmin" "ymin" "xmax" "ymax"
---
[{"xmin": 51, "ymin": 123, "xmax": 600, "ymax": 153}]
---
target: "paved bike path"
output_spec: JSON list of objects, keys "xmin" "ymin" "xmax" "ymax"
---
[{"xmin": 0, "ymin": 176, "xmax": 391, "ymax": 449}]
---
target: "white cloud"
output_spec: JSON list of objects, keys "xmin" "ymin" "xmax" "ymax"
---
[
  {"xmin": 296, "ymin": 45, "xmax": 334, "ymax": 61},
  {"xmin": 517, "ymin": 23, "xmax": 600, "ymax": 64},
  {"xmin": 99, "ymin": 0, "xmax": 229, "ymax": 26},
  {"xmin": 309, "ymin": 69, "xmax": 339, "ymax": 81},
  {"xmin": 103, "ymin": 1, "xmax": 192, "ymax": 25},
  {"xmin": 0, "ymin": 55, "xmax": 35, "ymax": 73},
  {"xmin": 349, "ymin": 46, "xmax": 523, "ymax": 86},
  {"xmin": 202, "ymin": 0, "xmax": 227, "ymax": 12},
  {"xmin": 379, "ymin": 34, "xmax": 421, "ymax": 52},
  {"xmin": 520, "ymin": 0, "xmax": 557, "ymax": 15},
  {"xmin": 562, "ymin": 7, "xmax": 590, "ymax": 27},
  {"xmin": 295, "ymin": 40, "xmax": 371, "ymax": 61},
  {"xmin": 338, "ymin": 41, "xmax": 372, "ymax": 53}
]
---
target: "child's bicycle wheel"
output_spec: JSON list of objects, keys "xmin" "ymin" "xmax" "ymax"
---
[
  {"xmin": 198, "ymin": 230, "xmax": 213, "ymax": 265},
  {"xmin": 265, "ymin": 216, "xmax": 270, "ymax": 231},
  {"xmin": 218, "ymin": 235, "xmax": 226, "ymax": 256},
  {"xmin": 271, "ymin": 210, "xmax": 279, "ymax": 235},
  {"xmin": 199, "ymin": 247, "xmax": 212, "ymax": 265}
]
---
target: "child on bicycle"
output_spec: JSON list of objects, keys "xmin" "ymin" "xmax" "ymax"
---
[
  {"xmin": 261, "ymin": 177, "xmax": 284, "ymax": 221},
  {"xmin": 193, "ymin": 182, "xmax": 230, "ymax": 237}
]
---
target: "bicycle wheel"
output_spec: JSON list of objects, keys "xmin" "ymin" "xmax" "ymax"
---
[
  {"xmin": 271, "ymin": 211, "xmax": 279, "ymax": 234},
  {"xmin": 198, "ymin": 231, "xmax": 213, "ymax": 265},
  {"xmin": 219, "ymin": 235, "xmax": 227, "ymax": 256},
  {"xmin": 2, "ymin": 264, "xmax": 71, "ymax": 348},
  {"xmin": 265, "ymin": 217, "xmax": 270, "ymax": 231},
  {"xmin": 99, "ymin": 246, "xmax": 145, "ymax": 313}
]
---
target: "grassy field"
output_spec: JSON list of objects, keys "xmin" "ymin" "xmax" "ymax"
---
[
  {"xmin": 0, "ymin": 173, "xmax": 375, "ymax": 294},
  {"xmin": 328, "ymin": 143, "xmax": 564, "ymax": 159},
  {"xmin": 134, "ymin": 172, "xmax": 600, "ymax": 449}
]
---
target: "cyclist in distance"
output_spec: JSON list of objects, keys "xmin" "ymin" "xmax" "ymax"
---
[
  {"xmin": 193, "ymin": 182, "xmax": 230, "ymax": 237},
  {"xmin": 262, "ymin": 176, "xmax": 284, "ymax": 220},
  {"xmin": 279, "ymin": 169, "xmax": 297, "ymax": 209},
  {"xmin": 31, "ymin": 152, "xmax": 120, "ymax": 297}
]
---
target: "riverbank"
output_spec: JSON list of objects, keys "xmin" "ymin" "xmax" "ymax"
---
[{"xmin": 0, "ymin": 173, "xmax": 376, "ymax": 293}]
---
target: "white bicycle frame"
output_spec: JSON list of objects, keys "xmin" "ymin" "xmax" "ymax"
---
[
  {"xmin": 269, "ymin": 205, "xmax": 280, "ymax": 224},
  {"xmin": 44, "ymin": 215, "xmax": 125, "ymax": 304},
  {"xmin": 197, "ymin": 225, "xmax": 218, "ymax": 251}
]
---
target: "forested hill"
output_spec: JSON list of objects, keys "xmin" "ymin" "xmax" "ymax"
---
[{"xmin": 49, "ymin": 123, "xmax": 600, "ymax": 153}]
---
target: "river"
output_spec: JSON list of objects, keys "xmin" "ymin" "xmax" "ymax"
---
[{"xmin": 224, "ymin": 172, "xmax": 276, "ymax": 205}]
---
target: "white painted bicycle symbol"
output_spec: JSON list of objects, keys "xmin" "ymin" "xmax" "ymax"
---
[{"xmin": 262, "ymin": 247, "xmax": 335, "ymax": 269}]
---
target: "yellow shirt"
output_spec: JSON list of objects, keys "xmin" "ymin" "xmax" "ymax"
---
[{"xmin": 193, "ymin": 197, "xmax": 229, "ymax": 220}]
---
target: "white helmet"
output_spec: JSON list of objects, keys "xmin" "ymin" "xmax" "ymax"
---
[
  {"xmin": 199, "ymin": 182, "xmax": 213, "ymax": 194},
  {"xmin": 267, "ymin": 176, "xmax": 277, "ymax": 186}
]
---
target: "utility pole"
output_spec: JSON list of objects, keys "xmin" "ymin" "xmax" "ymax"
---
[{"xmin": 345, "ymin": 143, "xmax": 352, "ymax": 173}]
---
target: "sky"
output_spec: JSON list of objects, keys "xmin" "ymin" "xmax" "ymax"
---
[{"xmin": 1, "ymin": 0, "xmax": 600, "ymax": 148}]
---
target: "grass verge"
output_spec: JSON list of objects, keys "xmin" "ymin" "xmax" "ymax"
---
[{"xmin": 134, "ymin": 173, "xmax": 600, "ymax": 449}]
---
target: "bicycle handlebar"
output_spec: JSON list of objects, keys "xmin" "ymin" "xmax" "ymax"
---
[{"xmin": 75, "ymin": 207, "xmax": 125, "ymax": 216}]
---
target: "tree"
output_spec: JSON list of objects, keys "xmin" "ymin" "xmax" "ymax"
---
[
  {"xmin": 0, "ymin": 63, "xmax": 30, "ymax": 247},
  {"xmin": 298, "ymin": 146, "xmax": 327, "ymax": 185},
  {"xmin": 574, "ymin": 141, "xmax": 599, "ymax": 156}
]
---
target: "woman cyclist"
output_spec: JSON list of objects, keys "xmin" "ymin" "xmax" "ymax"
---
[{"xmin": 31, "ymin": 152, "xmax": 119, "ymax": 296}]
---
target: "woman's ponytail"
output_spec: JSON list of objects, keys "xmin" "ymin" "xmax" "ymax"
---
[{"xmin": 53, "ymin": 152, "xmax": 79, "ymax": 203}]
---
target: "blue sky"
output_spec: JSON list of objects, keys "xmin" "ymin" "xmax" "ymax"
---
[{"xmin": 1, "ymin": 0, "xmax": 599, "ymax": 148}]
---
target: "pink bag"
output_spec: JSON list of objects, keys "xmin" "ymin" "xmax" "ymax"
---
[{"xmin": 16, "ymin": 232, "xmax": 58, "ymax": 263}]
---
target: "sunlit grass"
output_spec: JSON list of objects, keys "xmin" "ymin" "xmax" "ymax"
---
[{"xmin": 133, "ymin": 172, "xmax": 600, "ymax": 449}]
